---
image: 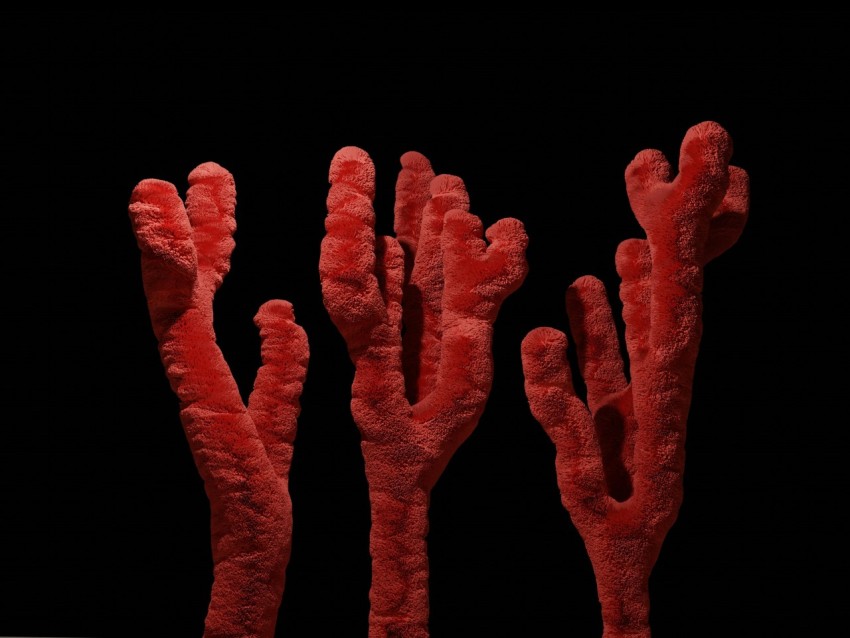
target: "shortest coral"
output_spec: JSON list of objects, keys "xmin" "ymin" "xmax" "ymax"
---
[{"xmin": 129, "ymin": 164, "xmax": 309, "ymax": 638}]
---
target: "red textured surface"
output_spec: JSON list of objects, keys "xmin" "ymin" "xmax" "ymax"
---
[
  {"xmin": 521, "ymin": 122, "xmax": 749, "ymax": 637},
  {"xmin": 129, "ymin": 163, "xmax": 309, "ymax": 638},
  {"xmin": 320, "ymin": 148, "xmax": 528, "ymax": 637}
]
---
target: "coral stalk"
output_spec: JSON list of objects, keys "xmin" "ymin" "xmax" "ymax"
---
[
  {"xmin": 521, "ymin": 122, "xmax": 749, "ymax": 637},
  {"xmin": 320, "ymin": 148, "xmax": 528, "ymax": 637},
  {"xmin": 128, "ymin": 163, "xmax": 309, "ymax": 638}
]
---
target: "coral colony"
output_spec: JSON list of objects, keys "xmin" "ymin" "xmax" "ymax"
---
[{"xmin": 129, "ymin": 121, "xmax": 748, "ymax": 637}]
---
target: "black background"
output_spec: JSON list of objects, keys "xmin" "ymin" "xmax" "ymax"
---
[{"xmin": 6, "ymin": 10, "xmax": 847, "ymax": 637}]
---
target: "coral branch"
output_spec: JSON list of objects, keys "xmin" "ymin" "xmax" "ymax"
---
[
  {"xmin": 129, "ymin": 164, "xmax": 308, "ymax": 638},
  {"xmin": 522, "ymin": 122, "xmax": 749, "ymax": 637},
  {"xmin": 320, "ymin": 148, "xmax": 528, "ymax": 636}
]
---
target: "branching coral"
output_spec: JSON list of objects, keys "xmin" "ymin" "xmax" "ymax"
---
[
  {"xmin": 521, "ymin": 122, "xmax": 749, "ymax": 637},
  {"xmin": 128, "ymin": 122, "xmax": 748, "ymax": 637},
  {"xmin": 319, "ymin": 148, "xmax": 528, "ymax": 637},
  {"xmin": 128, "ymin": 163, "xmax": 309, "ymax": 638}
]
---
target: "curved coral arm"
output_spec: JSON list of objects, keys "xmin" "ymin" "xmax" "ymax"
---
[
  {"xmin": 129, "ymin": 164, "xmax": 308, "ymax": 638},
  {"xmin": 522, "ymin": 122, "xmax": 749, "ymax": 637},
  {"xmin": 413, "ymin": 206, "xmax": 528, "ymax": 482}
]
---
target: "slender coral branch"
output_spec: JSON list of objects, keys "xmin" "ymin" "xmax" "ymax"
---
[
  {"xmin": 522, "ymin": 122, "xmax": 749, "ymax": 637},
  {"xmin": 320, "ymin": 148, "xmax": 528, "ymax": 637},
  {"xmin": 129, "ymin": 164, "xmax": 308, "ymax": 638}
]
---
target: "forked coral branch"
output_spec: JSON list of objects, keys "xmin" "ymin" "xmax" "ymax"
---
[{"xmin": 129, "ymin": 164, "xmax": 309, "ymax": 638}]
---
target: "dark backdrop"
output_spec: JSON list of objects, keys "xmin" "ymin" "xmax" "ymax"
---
[{"xmin": 7, "ymin": 10, "xmax": 846, "ymax": 637}]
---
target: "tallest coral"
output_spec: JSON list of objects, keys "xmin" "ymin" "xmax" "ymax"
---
[
  {"xmin": 522, "ymin": 122, "xmax": 749, "ymax": 637},
  {"xmin": 320, "ymin": 147, "xmax": 528, "ymax": 636}
]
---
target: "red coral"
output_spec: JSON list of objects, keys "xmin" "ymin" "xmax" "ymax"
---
[
  {"xmin": 521, "ymin": 122, "xmax": 749, "ymax": 637},
  {"xmin": 320, "ymin": 148, "xmax": 528, "ymax": 637},
  {"xmin": 128, "ymin": 163, "xmax": 309, "ymax": 638}
]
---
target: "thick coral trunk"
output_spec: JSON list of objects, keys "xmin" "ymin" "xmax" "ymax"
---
[{"xmin": 366, "ymin": 485, "xmax": 430, "ymax": 637}]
